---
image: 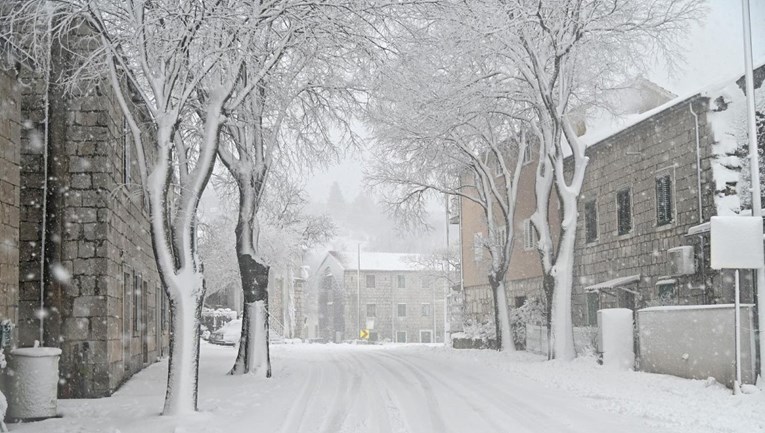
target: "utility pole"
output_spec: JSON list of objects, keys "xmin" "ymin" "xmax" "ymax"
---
[
  {"xmin": 444, "ymin": 194, "xmax": 450, "ymax": 346},
  {"xmin": 357, "ymin": 243, "xmax": 361, "ymax": 340},
  {"xmin": 741, "ymin": 0, "xmax": 765, "ymax": 382}
]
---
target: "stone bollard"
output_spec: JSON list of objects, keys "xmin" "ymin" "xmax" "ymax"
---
[{"xmin": 6, "ymin": 347, "xmax": 62, "ymax": 421}]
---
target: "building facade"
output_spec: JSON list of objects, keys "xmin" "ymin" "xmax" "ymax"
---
[
  {"xmin": 0, "ymin": 68, "xmax": 20, "ymax": 332},
  {"xmin": 315, "ymin": 251, "xmax": 446, "ymax": 343},
  {"xmin": 459, "ymin": 67, "xmax": 765, "ymax": 336},
  {"xmin": 1, "ymin": 29, "xmax": 169, "ymax": 398}
]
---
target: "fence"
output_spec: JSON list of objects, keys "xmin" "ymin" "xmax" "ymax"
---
[{"xmin": 636, "ymin": 304, "xmax": 756, "ymax": 387}]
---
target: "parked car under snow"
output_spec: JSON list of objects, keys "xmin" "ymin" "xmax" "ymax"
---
[{"xmin": 209, "ymin": 319, "xmax": 242, "ymax": 346}]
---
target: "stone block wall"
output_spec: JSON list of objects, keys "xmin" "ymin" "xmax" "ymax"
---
[
  {"xmin": 344, "ymin": 270, "xmax": 445, "ymax": 343},
  {"xmin": 0, "ymin": 68, "xmax": 20, "ymax": 326},
  {"xmin": 16, "ymin": 27, "xmax": 168, "ymax": 397},
  {"xmin": 569, "ymin": 96, "xmax": 723, "ymax": 326}
]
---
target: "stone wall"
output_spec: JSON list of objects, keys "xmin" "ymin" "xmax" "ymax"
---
[
  {"xmin": 16, "ymin": 28, "xmax": 168, "ymax": 397},
  {"xmin": 0, "ymin": 68, "xmax": 20, "ymax": 326},
  {"xmin": 568, "ymin": 96, "xmax": 727, "ymax": 326}
]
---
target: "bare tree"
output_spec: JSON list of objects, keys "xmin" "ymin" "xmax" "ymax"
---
[
  {"xmin": 2, "ymin": 0, "xmax": 306, "ymax": 414},
  {"xmin": 213, "ymin": 2, "xmax": 370, "ymax": 375},
  {"xmin": 366, "ymin": 0, "xmax": 702, "ymax": 355},
  {"xmin": 365, "ymin": 13, "xmax": 532, "ymax": 349},
  {"xmin": 468, "ymin": 0, "xmax": 704, "ymax": 360}
]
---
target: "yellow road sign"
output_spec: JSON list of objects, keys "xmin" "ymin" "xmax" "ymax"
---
[{"xmin": 359, "ymin": 329, "xmax": 369, "ymax": 339}]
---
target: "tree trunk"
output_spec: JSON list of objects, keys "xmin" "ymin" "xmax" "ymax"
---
[
  {"xmin": 550, "ymin": 228, "xmax": 576, "ymax": 360},
  {"xmin": 489, "ymin": 276, "xmax": 514, "ymax": 351},
  {"xmin": 230, "ymin": 254, "xmax": 271, "ymax": 376},
  {"xmin": 163, "ymin": 281, "xmax": 204, "ymax": 415},
  {"xmin": 542, "ymin": 271, "xmax": 554, "ymax": 360}
]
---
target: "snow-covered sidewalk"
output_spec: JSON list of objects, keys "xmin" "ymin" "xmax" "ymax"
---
[{"xmin": 7, "ymin": 342, "xmax": 765, "ymax": 432}]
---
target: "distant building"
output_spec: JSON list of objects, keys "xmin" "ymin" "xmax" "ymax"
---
[
  {"xmin": 268, "ymin": 264, "xmax": 308, "ymax": 340},
  {"xmin": 313, "ymin": 251, "xmax": 446, "ymax": 343}
]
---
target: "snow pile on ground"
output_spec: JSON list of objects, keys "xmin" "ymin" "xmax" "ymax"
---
[
  {"xmin": 201, "ymin": 308, "xmax": 238, "ymax": 321},
  {"xmin": 409, "ymin": 345, "xmax": 765, "ymax": 433},
  {"xmin": 7, "ymin": 343, "xmax": 764, "ymax": 433}
]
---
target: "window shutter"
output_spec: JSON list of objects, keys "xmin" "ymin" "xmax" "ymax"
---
[
  {"xmin": 656, "ymin": 176, "xmax": 673, "ymax": 225},
  {"xmin": 523, "ymin": 219, "xmax": 534, "ymax": 250},
  {"xmin": 617, "ymin": 189, "xmax": 632, "ymax": 235},
  {"xmin": 585, "ymin": 200, "xmax": 597, "ymax": 242}
]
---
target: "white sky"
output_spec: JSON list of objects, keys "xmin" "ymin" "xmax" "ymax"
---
[{"xmin": 306, "ymin": 0, "xmax": 765, "ymax": 206}]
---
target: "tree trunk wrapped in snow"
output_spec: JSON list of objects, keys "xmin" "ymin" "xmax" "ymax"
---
[{"xmin": 230, "ymin": 257, "xmax": 271, "ymax": 376}]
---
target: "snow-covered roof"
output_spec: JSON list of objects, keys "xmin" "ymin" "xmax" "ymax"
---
[
  {"xmin": 579, "ymin": 96, "xmax": 693, "ymax": 146},
  {"xmin": 579, "ymin": 60, "xmax": 765, "ymax": 148},
  {"xmin": 584, "ymin": 274, "xmax": 641, "ymax": 293},
  {"xmin": 639, "ymin": 303, "xmax": 755, "ymax": 313},
  {"xmin": 328, "ymin": 251, "xmax": 424, "ymax": 272}
]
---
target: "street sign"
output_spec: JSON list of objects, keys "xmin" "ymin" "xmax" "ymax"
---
[
  {"xmin": 359, "ymin": 329, "xmax": 369, "ymax": 339},
  {"xmin": 710, "ymin": 216, "xmax": 764, "ymax": 269}
]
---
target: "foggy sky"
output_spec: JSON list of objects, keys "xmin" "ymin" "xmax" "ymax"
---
[{"xmin": 306, "ymin": 0, "xmax": 765, "ymax": 207}]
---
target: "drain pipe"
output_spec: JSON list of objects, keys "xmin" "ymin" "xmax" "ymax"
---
[
  {"xmin": 38, "ymin": 14, "xmax": 53, "ymax": 345},
  {"xmin": 690, "ymin": 102, "xmax": 708, "ymax": 303}
]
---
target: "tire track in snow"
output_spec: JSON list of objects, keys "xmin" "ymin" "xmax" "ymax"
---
[
  {"xmin": 319, "ymin": 351, "xmax": 363, "ymax": 433},
  {"xmin": 279, "ymin": 360, "xmax": 323, "ymax": 433},
  {"xmin": 340, "ymin": 350, "xmax": 395, "ymax": 433},
  {"xmin": 360, "ymin": 350, "xmax": 451, "ymax": 433},
  {"xmin": 397, "ymin": 350, "xmax": 652, "ymax": 433},
  {"xmin": 374, "ymin": 351, "xmax": 540, "ymax": 432}
]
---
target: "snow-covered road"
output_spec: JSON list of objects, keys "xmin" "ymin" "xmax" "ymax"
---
[
  {"xmin": 8, "ymin": 342, "xmax": 765, "ymax": 433},
  {"xmin": 266, "ymin": 346, "xmax": 645, "ymax": 433}
]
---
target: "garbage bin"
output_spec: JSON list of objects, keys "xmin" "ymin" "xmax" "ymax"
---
[{"xmin": 6, "ymin": 347, "xmax": 62, "ymax": 420}]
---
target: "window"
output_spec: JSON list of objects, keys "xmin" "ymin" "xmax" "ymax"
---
[
  {"xmin": 420, "ymin": 330, "xmax": 433, "ymax": 343},
  {"xmin": 366, "ymin": 303, "xmax": 376, "ymax": 318},
  {"xmin": 617, "ymin": 188, "xmax": 632, "ymax": 235},
  {"xmin": 522, "ymin": 146, "xmax": 532, "ymax": 165},
  {"xmin": 421, "ymin": 277, "xmax": 429, "ymax": 289},
  {"xmin": 473, "ymin": 233, "xmax": 484, "ymax": 262},
  {"xmin": 421, "ymin": 303, "xmax": 432, "ymax": 317},
  {"xmin": 365, "ymin": 274, "xmax": 376, "ymax": 288},
  {"xmin": 514, "ymin": 296, "xmax": 527, "ymax": 308},
  {"xmin": 523, "ymin": 219, "xmax": 537, "ymax": 250},
  {"xmin": 586, "ymin": 292, "xmax": 600, "ymax": 326},
  {"xmin": 397, "ymin": 303, "xmax": 407, "ymax": 318},
  {"xmin": 656, "ymin": 175, "xmax": 673, "ymax": 226},
  {"xmin": 397, "ymin": 275, "xmax": 406, "ymax": 289},
  {"xmin": 396, "ymin": 331, "xmax": 407, "ymax": 343},
  {"xmin": 123, "ymin": 272, "xmax": 132, "ymax": 336},
  {"xmin": 160, "ymin": 285, "xmax": 167, "ymax": 332},
  {"xmin": 584, "ymin": 200, "xmax": 598, "ymax": 243},
  {"xmin": 142, "ymin": 280, "xmax": 149, "ymax": 333},
  {"xmin": 133, "ymin": 274, "xmax": 142, "ymax": 335},
  {"xmin": 656, "ymin": 281, "xmax": 676, "ymax": 304},
  {"xmin": 497, "ymin": 225, "xmax": 507, "ymax": 247}
]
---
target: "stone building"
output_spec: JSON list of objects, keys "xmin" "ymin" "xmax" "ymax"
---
[
  {"xmin": 0, "ymin": 29, "xmax": 169, "ymax": 398},
  {"xmin": 314, "ymin": 251, "xmax": 446, "ymax": 343},
  {"xmin": 459, "ymin": 67, "xmax": 765, "ymax": 332},
  {"xmin": 0, "ymin": 67, "xmax": 20, "ymax": 331},
  {"xmin": 268, "ymin": 264, "xmax": 308, "ymax": 340}
]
